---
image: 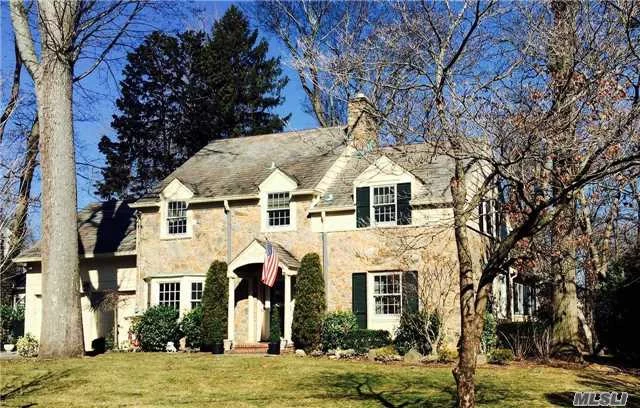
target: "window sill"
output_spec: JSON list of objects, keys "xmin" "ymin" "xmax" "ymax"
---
[
  {"xmin": 262, "ymin": 225, "xmax": 296, "ymax": 233},
  {"xmin": 159, "ymin": 233, "xmax": 193, "ymax": 241}
]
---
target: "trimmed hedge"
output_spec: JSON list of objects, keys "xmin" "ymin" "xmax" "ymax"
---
[
  {"xmin": 343, "ymin": 329, "xmax": 391, "ymax": 354},
  {"xmin": 489, "ymin": 348, "xmax": 515, "ymax": 365},
  {"xmin": 202, "ymin": 260, "xmax": 228, "ymax": 347},
  {"xmin": 133, "ymin": 306, "xmax": 181, "ymax": 351},
  {"xmin": 270, "ymin": 304, "xmax": 281, "ymax": 343},
  {"xmin": 321, "ymin": 311, "xmax": 358, "ymax": 351},
  {"xmin": 292, "ymin": 253, "xmax": 326, "ymax": 351}
]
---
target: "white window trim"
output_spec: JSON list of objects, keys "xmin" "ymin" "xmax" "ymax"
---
[
  {"xmin": 189, "ymin": 279, "xmax": 205, "ymax": 310},
  {"xmin": 370, "ymin": 184, "xmax": 398, "ymax": 227},
  {"xmin": 151, "ymin": 276, "xmax": 205, "ymax": 317},
  {"xmin": 366, "ymin": 271, "xmax": 403, "ymax": 328},
  {"xmin": 157, "ymin": 280, "xmax": 181, "ymax": 311},
  {"xmin": 513, "ymin": 282, "xmax": 535, "ymax": 316},
  {"xmin": 261, "ymin": 190, "xmax": 296, "ymax": 232},
  {"xmin": 160, "ymin": 200, "xmax": 193, "ymax": 240}
]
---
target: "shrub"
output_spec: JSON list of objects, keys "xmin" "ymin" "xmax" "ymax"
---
[
  {"xmin": 497, "ymin": 321, "xmax": 546, "ymax": 360},
  {"xmin": 481, "ymin": 311, "xmax": 497, "ymax": 354},
  {"xmin": 489, "ymin": 348, "xmax": 515, "ymax": 365},
  {"xmin": 16, "ymin": 333, "xmax": 39, "ymax": 357},
  {"xmin": 343, "ymin": 329, "xmax": 391, "ymax": 354},
  {"xmin": 201, "ymin": 260, "xmax": 228, "ymax": 348},
  {"xmin": 437, "ymin": 346, "xmax": 458, "ymax": 363},
  {"xmin": 0, "ymin": 304, "xmax": 22, "ymax": 343},
  {"xmin": 321, "ymin": 311, "xmax": 358, "ymax": 351},
  {"xmin": 270, "ymin": 304, "xmax": 281, "ymax": 343},
  {"xmin": 292, "ymin": 253, "xmax": 326, "ymax": 351},
  {"xmin": 180, "ymin": 307, "xmax": 203, "ymax": 348},
  {"xmin": 394, "ymin": 311, "xmax": 440, "ymax": 356},
  {"xmin": 134, "ymin": 306, "xmax": 181, "ymax": 351}
]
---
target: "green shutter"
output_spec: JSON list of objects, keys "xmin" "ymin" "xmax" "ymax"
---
[
  {"xmin": 352, "ymin": 273, "xmax": 367, "ymax": 329},
  {"xmin": 397, "ymin": 183, "xmax": 412, "ymax": 225},
  {"xmin": 402, "ymin": 271, "xmax": 419, "ymax": 314},
  {"xmin": 356, "ymin": 187, "xmax": 370, "ymax": 228}
]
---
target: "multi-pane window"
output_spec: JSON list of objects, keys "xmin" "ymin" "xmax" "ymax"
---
[
  {"xmin": 478, "ymin": 199, "xmax": 497, "ymax": 237},
  {"xmin": 159, "ymin": 282, "xmax": 180, "ymax": 309},
  {"xmin": 267, "ymin": 192, "xmax": 290, "ymax": 227},
  {"xmin": 191, "ymin": 282, "xmax": 203, "ymax": 309},
  {"xmin": 167, "ymin": 201, "xmax": 187, "ymax": 235},
  {"xmin": 373, "ymin": 186, "xmax": 396, "ymax": 224},
  {"xmin": 373, "ymin": 273, "xmax": 402, "ymax": 315},
  {"xmin": 514, "ymin": 282, "xmax": 535, "ymax": 316}
]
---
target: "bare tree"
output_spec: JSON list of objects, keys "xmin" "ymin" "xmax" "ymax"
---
[
  {"xmin": 287, "ymin": 1, "xmax": 639, "ymax": 406},
  {"xmin": 9, "ymin": 0, "xmax": 148, "ymax": 358}
]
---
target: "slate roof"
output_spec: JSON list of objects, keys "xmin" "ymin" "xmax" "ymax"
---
[
  {"xmin": 254, "ymin": 239, "xmax": 300, "ymax": 269},
  {"xmin": 138, "ymin": 126, "xmax": 347, "ymax": 202},
  {"xmin": 15, "ymin": 200, "xmax": 136, "ymax": 261},
  {"xmin": 315, "ymin": 144, "xmax": 454, "ymax": 209}
]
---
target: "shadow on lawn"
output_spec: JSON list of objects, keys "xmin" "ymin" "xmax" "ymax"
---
[
  {"xmin": 0, "ymin": 368, "xmax": 73, "ymax": 406},
  {"xmin": 545, "ymin": 370, "xmax": 640, "ymax": 408},
  {"xmin": 300, "ymin": 370, "xmax": 531, "ymax": 408}
]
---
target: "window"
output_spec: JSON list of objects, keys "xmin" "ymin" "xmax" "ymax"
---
[
  {"xmin": 191, "ymin": 282, "xmax": 203, "ymax": 309},
  {"xmin": 479, "ymin": 199, "xmax": 497, "ymax": 236},
  {"xmin": 373, "ymin": 185, "xmax": 396, "ymax": 225},
  {"xmin": 514, "ymin": 282, "xmax": 535, "ymax": 316},
  {"xmin": 267, "ymin": 192, "xmax": 290, "ymax": 227},
  {"xmin": 159, "ymin": 282, "xmax": 180, "ymax": 309},
  {"xmin": 373, "ymin": 273, "xmax": 402, "ymax": 315},
  {"xmin": 167, "ymin": 201, "xmax": 187, "ymax": 235}
]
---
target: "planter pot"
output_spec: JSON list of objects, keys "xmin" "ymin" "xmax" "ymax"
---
[
  {"xmin": 200, "ymin": 344, "xmax": 212, "ymax": 353},
  {"xmin": 211, "ymin": 342, "xmax": 225, "ymax": 355},
  {"xmin": 4, "ymin": 344, "xmax": 15, "ymax": 352},
  {"xmin": 267, "ymin": 341, "xmax": 281, "ymax": 355}
]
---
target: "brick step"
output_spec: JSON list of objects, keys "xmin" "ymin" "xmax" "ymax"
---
[{"xmin": 229, "ymin": 343, "xmax": 269, "ymax": 354}]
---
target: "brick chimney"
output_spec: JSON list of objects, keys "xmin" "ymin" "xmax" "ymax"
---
[{"xmin": 347, "ymin": 93, "xmax": 378, "ymax": 151}]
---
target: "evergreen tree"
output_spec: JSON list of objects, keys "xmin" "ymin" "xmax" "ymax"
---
[
  {"xmin": 292, "ymin": 253, "xmax": 326, "ymax": 351},
  {"xmin": 201, "ymin": 260, "xmax": 228, "ymax": 348},
  {"xmin": 96, "ymin": 6, "xmax": 289, "ymax": 199}
]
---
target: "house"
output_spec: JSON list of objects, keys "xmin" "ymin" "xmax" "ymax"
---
[{"xmin": 15, "ymin": 95, "xmax": 498, "ymax": 351}]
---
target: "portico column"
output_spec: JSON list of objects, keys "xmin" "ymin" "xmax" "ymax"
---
[
  {"xmin": 227, "ymin": 276, "xmax": 235, "ymax": 343},
  {"xmin": 284, "ymin": 272, "xmax": 292, "ymax": 344}
]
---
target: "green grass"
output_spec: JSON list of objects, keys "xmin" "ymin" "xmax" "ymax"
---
[{"xmin": 1, "ymin": 353, "xmax": 638, "ymax": 407}]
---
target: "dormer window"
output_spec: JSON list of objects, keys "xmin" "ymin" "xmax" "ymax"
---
[
  {"xmin": 373, "ymin": 185, "xmax": 396, "ymax": 224},
  {"xmin": 167, "ymin": 201, "xmax": 187, "ymax": 235},
  {"xmin": 267, "ymin": 192, "xmax": 291, "ymax": 227}
]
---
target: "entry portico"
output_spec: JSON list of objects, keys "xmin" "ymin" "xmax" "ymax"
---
[{"xmin": 226, "ymin": 239, "xmax": 298, "ymax": 347}]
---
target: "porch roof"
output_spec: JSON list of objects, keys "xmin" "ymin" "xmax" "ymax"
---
[
  {"xmin": 229, "ymin": 239, "xmax": 300, "ymax": 275},
  {"xmin": 254, "ymin": 239, "xmax": 300, "ymax": 270}
]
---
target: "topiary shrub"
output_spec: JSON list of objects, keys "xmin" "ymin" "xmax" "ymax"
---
[
  {"xmin": 321, "ymin": 311, "xmax": 358, "ymax": 351},
  {"xmin": 394, "ymin": 311, "xmax": 441, "ymax": 356},
  {"xmin": 201, "ymin": 260, "xmax": 228, "ymax": 349},
  {"xmin": 489, "ymin": 348, "xmax": 515, "ymax": 365},
  {"xmin": 134, "ymin": 306, "xmax": 181, "ymax": 351},
  {"xmin": 343, "ymin": 329, "xmax": 391, "ymax": 354},
  {"xmin": 16, "ymin": 333, "xmax": 39, "ymax": 357},
  {"xmin": 292, "ymin": 253, "xmax": 326, "ymax": 351},
  {"xmin": 270, "ymin": 304, "xmax": 281, "ymax": 343},
  {"xmin": 180, "ymin": 307, "xmax": 203, "ymax": 349}
]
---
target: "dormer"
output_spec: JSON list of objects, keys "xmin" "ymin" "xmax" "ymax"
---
[
  {"xmin": 159, "ymin": 178, "xmax": 194, "ymax": 239},
  {"xmin": 259, "ymin": 167, "xmax": 298, "ymax": 232},
  {"xmin": 353, "ymin": 156, "xmax": 419, "ymax": 228}
]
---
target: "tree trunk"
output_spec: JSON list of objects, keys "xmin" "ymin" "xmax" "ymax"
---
[{"xmin": 550, "ymin": 243, "xmax": 582, "ymax": 360}]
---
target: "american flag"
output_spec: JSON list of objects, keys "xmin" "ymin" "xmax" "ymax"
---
[{"xmin": 261, "ymin": 242, "xmax": 279, "ymax": 287}]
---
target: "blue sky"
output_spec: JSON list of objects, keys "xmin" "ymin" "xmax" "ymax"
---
[{"xmin": 1, "ymin": 1, "xmax": 317, "ymax": 239}]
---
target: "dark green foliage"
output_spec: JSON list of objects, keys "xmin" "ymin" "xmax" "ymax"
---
[
  {"xmin": 180, "ymin": 307, "xmax": 203, "ymax": 348},
  {"xmin": 343, "ymin": 329, "xmax": 391, "ymax": 354},
  {"xmin": 321, "ymin": 311, "xmax": 358, "ymax": 351},
  {"xmin": 481, "ymin": 311, "xmax": 497, "ymax": 353},
  {"xmin": 0, "ymin": 304, "xmax": 24, "ymax": 343},
  {"xmin": 394, "ymin": 311, "xmax": 440, "ymax": 356},
  {"xmin": 201, "ymin": 260, "xmax": 228, "ymax": 347},
  {"xmin": 269, "ymin": 304, "xmax": 281, "ymax": 343},
  {"xmin": 133, "ymin": 306, "xmax": 181, "ymax": 352},
  {"xmin": 292, "ymin": 253, "xmax": 326, "ymax": 351},
  {"xmin": 489, "ymin": 348, "xmax": 515, "ymax": 365},
  {"xmin": 596, "ymin": 252, "xmax": 640, "ymax": 363},
  {"xmin": 96, "ymin": 6, "xmax": 289, "ymax": 199}
]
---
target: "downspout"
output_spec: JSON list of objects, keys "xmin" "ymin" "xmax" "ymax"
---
[
  {"xmin": 224, "ymin": 200, "xmax": 232, "ymax": 263},
  {"xmin": 321, "ymin": 211, "xmax": 329, "ymax": 306}
]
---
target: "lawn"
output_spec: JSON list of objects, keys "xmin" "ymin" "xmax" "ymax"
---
[{"xmin": 1, "ymin": 353, "xmax": 638, "ymax": 407}]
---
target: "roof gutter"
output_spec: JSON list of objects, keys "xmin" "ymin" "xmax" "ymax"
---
[{"xmin": 13, "ymin": 249, "xmax": 137, "ymax": 264}]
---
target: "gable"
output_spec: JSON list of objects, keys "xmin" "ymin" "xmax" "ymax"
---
[
  {"xmin": 354, "ymin": 155, "xmax": 419, "ymax": 187},
  {"xmin": 161, "ymin": 178, "xmax": 194, "ymax": 201},
  {"xmin": 259, "ymin": 168, "xmax": 298, "ymax": 192}
]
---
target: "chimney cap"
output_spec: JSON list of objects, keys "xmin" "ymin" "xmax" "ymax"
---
[{"xmin": 352, "ymin": 92, "xmax": 368, "ymax": 100}]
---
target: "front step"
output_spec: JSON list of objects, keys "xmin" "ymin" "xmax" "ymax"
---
[{"xmin": 229, "ymin": 343, "xmax": 269, "ymax": 354}]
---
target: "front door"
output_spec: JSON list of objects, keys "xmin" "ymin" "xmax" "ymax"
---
[{"xmin": 260, "ymin": 274, "xmax": 284, "ymax": 341}]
